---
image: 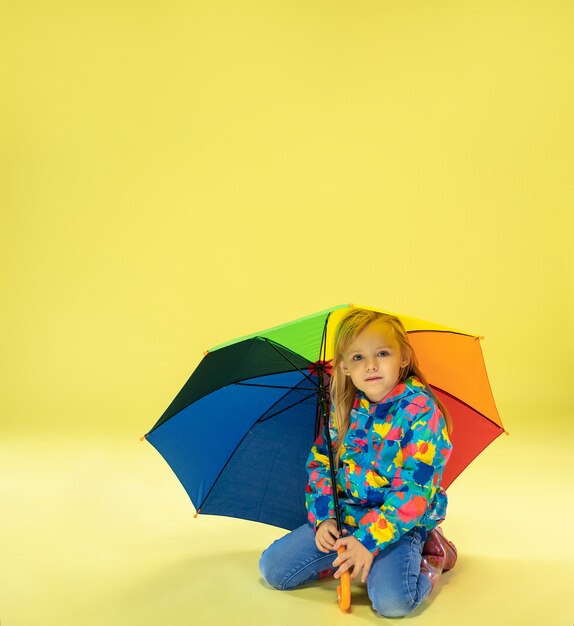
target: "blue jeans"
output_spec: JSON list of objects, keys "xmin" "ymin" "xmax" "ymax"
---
[{"xmin": 259, "ymin": 523, "xmax": 432, "ymax": 618}]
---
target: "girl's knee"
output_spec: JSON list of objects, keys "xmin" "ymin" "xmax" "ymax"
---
[
  {"xmin": 370, "ymin": 593, "xmax": 417, "ymax": 618},
  {"xmin": 259, "ymin": 547, "xmax": 288, "ymax": 590},
  {"xmin": 259, "ymin": 550, "xmax": 278, "ymax": 589}
]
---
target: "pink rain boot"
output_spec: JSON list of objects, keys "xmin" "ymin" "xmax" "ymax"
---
[
  {"xmin": 420, "ymin": 554, "xmax": 445, "ymax": 590},
  {"xmin": 422, "ymin": 526, "xmax": 458, "ymax": 572}
]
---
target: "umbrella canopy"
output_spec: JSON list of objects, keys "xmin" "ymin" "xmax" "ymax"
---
[{"xmin": 144, "ymin": 304, "xmax": 504, "ymax": 531}]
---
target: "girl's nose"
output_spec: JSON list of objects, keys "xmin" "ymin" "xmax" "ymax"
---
[{"xmin": 366, "ymin": 358, "xmax": 378, "ymax": 371}]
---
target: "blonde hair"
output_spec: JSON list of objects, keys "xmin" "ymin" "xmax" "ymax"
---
[{"xmin": 329, "ymin": 308, "xmax": 452, "ymax": 461}]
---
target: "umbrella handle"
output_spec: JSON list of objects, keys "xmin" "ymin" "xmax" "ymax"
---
[{"xmin": 336, "ymin": 546, "xmax": 351, "ymax": 612}]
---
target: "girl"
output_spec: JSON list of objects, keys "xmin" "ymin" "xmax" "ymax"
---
[{"xmin": 259, "ymin": 308, "xmax": 457, "ymax": 617}]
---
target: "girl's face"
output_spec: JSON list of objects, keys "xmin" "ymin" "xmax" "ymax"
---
[{"xmin": 340, "ymin": 319, "xmax": 408, "ymax": 403}]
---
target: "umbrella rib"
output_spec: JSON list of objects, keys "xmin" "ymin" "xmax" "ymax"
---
[
  {"xmin": 429, "ymin": 384, "xmax": 503, "ymax": 430},
  {"xmin": 195, "ymin": 389, "xmax": 318, "ymax": 515},
  {"xmin": 235, "ymin": 382, "xmax": 318, "ymax": 392},
  {"xmin": 196, "ymin": 423, "xmax": 263, "ymax": 515},
  {"xmin": 257, "ymin": 391, "xmax": 318, "ymax": 424},
  {"xmin": 263, "ymin": 339, "xmax": 319, "ymax": 387},
  {"xmin": 407, "ymin": 329, "xmax": 477, "ymax": 338}
]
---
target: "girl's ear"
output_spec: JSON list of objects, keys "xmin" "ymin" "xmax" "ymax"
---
[
  {"xmin": 400, "ymin": 348, "xmax": 411, "ymax": 368},
  {"xmin": 340, "ymin": 360, "xmax": 350, "ymax": 376}
]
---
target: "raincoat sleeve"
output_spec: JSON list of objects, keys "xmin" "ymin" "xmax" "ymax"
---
[
  {"xmin": 353, "ymin": 400, "xmax": 452, "ymax": 555},
  {"xmin": 304, "ymin": 403, "xmax": 339, "ymax": 528}
]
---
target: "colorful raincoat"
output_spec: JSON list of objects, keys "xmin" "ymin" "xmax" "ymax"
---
[{"xmin": 305, "ymin": 376, "xmax": 453, "ymax": 555}]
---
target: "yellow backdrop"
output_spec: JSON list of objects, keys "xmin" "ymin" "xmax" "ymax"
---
[
  {"xmin": 1, "ymin": 1, "xmax": 572, "ymax": 625},
  {"xmin": 2, "ymin": 0, "xmax": 573, "ymax": 437}
]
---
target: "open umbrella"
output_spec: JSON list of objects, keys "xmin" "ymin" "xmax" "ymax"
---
[{"xmin": 143, "ymin": 304, "xmax": 504, "ymax": 611}]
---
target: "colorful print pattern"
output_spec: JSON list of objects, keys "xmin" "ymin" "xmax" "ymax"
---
[{"xmin": 305, "ymin": 376, "xmax": 453, "ymax": 555}]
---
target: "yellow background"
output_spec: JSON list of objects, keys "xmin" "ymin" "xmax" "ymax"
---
[{"xmin": 1, "ymin": 1, "xmax": 573, "ymax": 625}]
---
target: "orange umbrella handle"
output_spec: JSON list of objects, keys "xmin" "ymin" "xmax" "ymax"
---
[{"xmin": 336, "ymin": 546, "xmax": 351, "ymax": 612}]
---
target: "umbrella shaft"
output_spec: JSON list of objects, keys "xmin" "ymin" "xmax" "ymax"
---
[{"xmin": 318, "ymin": 374, "xmax": 343, "ymax": 536}]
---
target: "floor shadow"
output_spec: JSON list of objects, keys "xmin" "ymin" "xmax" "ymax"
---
[{"xmin": 91, "ymin": 547, "xmax": 572, "ymax": 626}]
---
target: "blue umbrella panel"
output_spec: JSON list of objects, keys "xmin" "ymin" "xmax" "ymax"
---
[{"xmin": 146, "ymin": 338, "xmax": 325, "ymax": 530}]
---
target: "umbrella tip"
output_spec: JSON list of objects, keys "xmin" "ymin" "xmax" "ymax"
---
[
  {"xmin": 194, "ymin": 509, "xmax": 201, "ymax": 518},
  {"xmin": 203, "ymin": 350, "xmax": 209, "ymax": 356},
  {"xmin": 139, "ymin": 434, "xmax": 147, "ymax": 442}
]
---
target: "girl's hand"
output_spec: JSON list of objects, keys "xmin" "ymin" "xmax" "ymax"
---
[
  {"xmin": 332, "ymin": 536, "xmax": 374, "ymax": 583},
  {"xmin": 315, "ymin": 519, "xmax": 348, "ymax": 553}
]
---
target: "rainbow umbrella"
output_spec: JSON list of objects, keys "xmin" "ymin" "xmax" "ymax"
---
[
  {"xmin": 144, "ymin": 303, "xmax": 504, "ymax": 525},
  {"xmin": 143, "ymin": 304, "xmax": 504, "ymax": 603}
]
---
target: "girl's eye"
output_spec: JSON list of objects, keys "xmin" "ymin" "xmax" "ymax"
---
[
  {"xmin": 378, "ymin": 351, "xmax": 389, "ymax": 357},
  {"xmin": 352, "ymin": 354, "xmax": 363, "ymax": 361}
]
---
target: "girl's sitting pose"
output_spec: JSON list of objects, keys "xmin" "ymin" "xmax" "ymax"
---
[{"xmin": 259, "ymin": 308, "xmax": 457, "ymax": 618}]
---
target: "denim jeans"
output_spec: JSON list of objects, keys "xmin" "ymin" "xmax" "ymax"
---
[{"xmin": 259, "ymin": 522, "xmax": 432, "ymax": 618}]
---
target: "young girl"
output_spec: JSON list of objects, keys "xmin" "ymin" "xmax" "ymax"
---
[{"xmin": 259, "ymin": 308, "xmax": 457, "ymax": 617}]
